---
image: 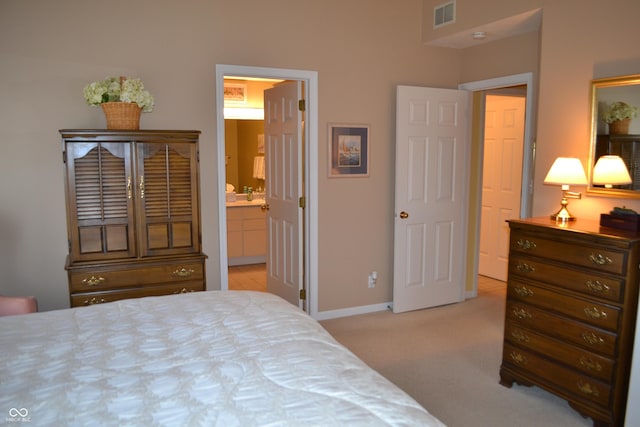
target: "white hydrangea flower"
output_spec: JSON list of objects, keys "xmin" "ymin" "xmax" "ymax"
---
[{"xmin": 83, "ymin": 76, "xmax": 154, "ymax": 112}]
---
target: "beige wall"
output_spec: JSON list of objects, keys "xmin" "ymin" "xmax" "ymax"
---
[
  {"xmin": 2, "ymin": 0, "xmax": 640, "ymax": 314},
  {"xmin": 0, "ymin": 0, "xmax": 461, "ymax": 311}
]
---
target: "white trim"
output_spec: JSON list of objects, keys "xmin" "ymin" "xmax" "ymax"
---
[
  {"xmin": 215, "ymin": 64, "xmax": 319, "ymax": 318},
  {"xmin": 458, "ymin": 72, "xmax": 535, "ymax": 294},
  {"xmin": 314, "ymin": 302, "xmax": 391, "ymax": 321}
]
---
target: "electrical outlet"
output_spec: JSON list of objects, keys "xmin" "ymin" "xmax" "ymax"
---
[{"xmin": 368, "ymin": 271, "xmax": 378, "ymax": 288}]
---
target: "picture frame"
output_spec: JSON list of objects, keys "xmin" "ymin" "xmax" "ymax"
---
[
  {"xmin": 328, "ymin": 123, "xmax": 370, "ymax": 177},
  {"xmin": 223, "ymin": 83, "xmax": 247, "ymax": 104}
]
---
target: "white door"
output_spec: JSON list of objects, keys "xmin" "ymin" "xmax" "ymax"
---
[
  {"xmin": 393, "ymin": 85, "xmax": 469, "ymax": 313},
  {"xmin": 264, "ymin": 82, "xmax": 303, "ymax": 308},
  {"xmin": 479, "ymin": 95, "xmax": 525, "ymax": 281}
]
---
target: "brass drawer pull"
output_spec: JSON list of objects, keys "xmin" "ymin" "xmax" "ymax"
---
[
  {"xmin": 585, "ymin": 280, "xmax": 611, "ymax": 295},
  {"xmin": 589, "ymin": 253, "xmax": 612, "ymax": 266},
  {"xmin": 512, "ymin": 307, "xmax": 532, "ymax": 320},
  {"xmin": 83, "ymin": 297, "xmax": 107, "ymax": 305},
  {"xmin": 579, "ymin": 357, "xmax": 603, "ymax": 372},
  {"xmin": 82, "ymin": 276, "xmax": 105, "ymax": 287},
  {"xmin": 173, "ymin": 267, "xmax": 195, "ymax": 278},
  {"xmin": 516, "ymin": 263, "xmax": 535, "ymax": 273},
  {"xmin": 577, "ymin": 380, "xmax": 600, "ymax": 397},
  {"xmin": 582, "ymin": 332, "xmax": 605, "ymax": 346},
  {"xmin": 510, "ymin": 351, "xmax": 527, "ymax": 365},
  {"xmin": 516, "ymin": 239, "xmax": 537, "ymax": 250},
  {"xmin": 514, "ymin": 286, "xmax": 534, "ymax": 297},
  {"xmin": 511, "ymin": 329, "xmax": 530, "ymax": 343},
  {"xmin": 584, "ymin": 306, "xmax": 607, "ymax": 320}
]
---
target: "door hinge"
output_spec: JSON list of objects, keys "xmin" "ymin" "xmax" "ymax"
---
[
  {"xmin": 62, "ymin": 150, "xmax": 67, "ymax": 163},
  {"xmin": 298, "ymin": 99, "xmax": 306, "ymax": 112},
  {"xmin": 299, "ymin": 289, "xmax": 306, "ymax": 300},
  {"xmin": 299, "ymin": 196, "xmax": 306, "ymax": 209}
]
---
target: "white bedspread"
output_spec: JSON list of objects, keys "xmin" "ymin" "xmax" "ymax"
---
[{"xmin": 1, "ymin": 291, "xmax": 444, "ymax": 426}]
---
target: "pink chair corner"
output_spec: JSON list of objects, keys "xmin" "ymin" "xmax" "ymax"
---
[{"xmin": 0, "ymin": 295, "xmax": 38, "ymax": 316}]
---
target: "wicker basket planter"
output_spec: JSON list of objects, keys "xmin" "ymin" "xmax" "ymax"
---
[
  {"xmin": 608, "ymin": 118, "xmax": 631, "ymax": 135},
  {"xmin": 101, "ymin": 102, "xmax": 142, "ymax": 130}
]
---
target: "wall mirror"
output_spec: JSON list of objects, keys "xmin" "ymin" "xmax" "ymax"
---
[{"xmin": 588, "ymin": 74, "xmax": 640, "ymax": 198}]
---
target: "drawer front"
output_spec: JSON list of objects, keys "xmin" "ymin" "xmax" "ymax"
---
[
  {"xmin": 509, "ymin": 255, "xmax": 623, "ymax": 303},
  {"xmin": 71, "ymin": 282, "xmax": 204, "ymax": 307},
  {"xmin": 504, "ymin": 322, "xmax": 614, "ymax": 382},
  {"xmin": 503, "ymin": 342, "xmax": 611, "ymax": 407},
  {"xmin": 505, "ymin": 301, "xmax": 617, "ymax": 357},
  {"xmin": 69, "ymin": 260, "xmax": 205, "ymax": 291},
  {"xmin": 510, "ymin": 232, "xmax": 626, "ymax": 275},
  {"xmin": 507, "ymin": 281, "xmax": 620, "ymax": 331}
]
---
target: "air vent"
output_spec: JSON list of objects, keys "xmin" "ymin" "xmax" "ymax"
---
[{"xmin": 434, "ymin": 1, "xmax": 455, "ymax": 28}]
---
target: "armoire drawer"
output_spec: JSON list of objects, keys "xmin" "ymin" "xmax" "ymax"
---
[
  {"xmin": 71, "ymin": 282, "xmax": 204, "ymax": 306},
  {"xmin": 69, "ymin": 260, "xmax": 205, "ymax": 291},
  {"xmin": 509, "ymin": 231, "xmax": 626, "ymax": 275},
  {"xmin": 507, "ymin": 281, "xmax": 620, "ymax": 331},
  {"xmin": 508, "ymin": 255, "xmax": 623, "ymax": 303}
]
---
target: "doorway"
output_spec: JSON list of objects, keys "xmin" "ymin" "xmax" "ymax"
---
[
  {"xmin": 459, "ymin": 73, "xmax": 535, "ymax": 297},
  {"xmin": 215, "ymin": 65, "xmax": 319, "ymax": 316}
]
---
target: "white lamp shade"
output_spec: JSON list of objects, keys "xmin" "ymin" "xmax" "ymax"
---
[
  {"xmin": 543, "ymin": 157, "xmax": 588, "ymax": 185},
  {"xmin": 592, "ymin": 155, "xmax": 632, "ymax": 186}
]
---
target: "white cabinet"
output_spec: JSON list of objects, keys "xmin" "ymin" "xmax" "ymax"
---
[{"xmin": 227, "ymin": 205, "xmax": 266, "ymax": 266}]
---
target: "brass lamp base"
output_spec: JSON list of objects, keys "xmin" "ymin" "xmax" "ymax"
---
[{"xmin": 550, "ymin": 196, "xmax": 577, "ymax": 222}]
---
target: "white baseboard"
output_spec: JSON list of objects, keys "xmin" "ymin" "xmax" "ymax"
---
[{"xmin": 314, "ymin": 302, "xmax": 391, "ymax": 321}]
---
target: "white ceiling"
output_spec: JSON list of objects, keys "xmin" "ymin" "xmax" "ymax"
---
[{"xmin": 426, "ymin": 9, "xmax": 542, "ymax": 49}]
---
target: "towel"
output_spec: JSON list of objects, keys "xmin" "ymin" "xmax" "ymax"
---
[{"xmin": 253, "ymin": 156, "xmax": 265, "ymax": 180}]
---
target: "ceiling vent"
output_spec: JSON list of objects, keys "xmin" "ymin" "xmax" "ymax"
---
[{"xmin": 434, "ymin": 1, "xmax": 455, "ymax": 28}]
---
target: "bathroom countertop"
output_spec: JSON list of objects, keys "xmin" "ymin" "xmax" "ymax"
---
[{"xmin": 226, "ymin": 199, "xmax": 266, "ymax": 207}]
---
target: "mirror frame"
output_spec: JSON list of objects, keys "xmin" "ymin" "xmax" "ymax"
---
[{"xmin": 587, "ymin": 74, "xmax": 640, "ymax": 198}]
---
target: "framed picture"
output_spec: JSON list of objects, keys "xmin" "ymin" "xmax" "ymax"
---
[
  {"xmin": 328, "ymin": 123, "xmax": 370, "ymax": 177},
  {"xmin": 223, "ymin": 83, "xmax": 247, "ymax": 104}
]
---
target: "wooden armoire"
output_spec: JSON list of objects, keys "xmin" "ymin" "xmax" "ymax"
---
[{"xmin": 60, "ymin": 130, "xmax": 206, "ymax": 307}]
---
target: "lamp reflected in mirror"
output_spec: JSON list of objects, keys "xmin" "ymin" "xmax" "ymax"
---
[
  {"xmin": 544, "ymin": 157, "xmax": 588, "ymax": 223},
  {"xmin": 592, "ymin": 155, "xmax": 632, "ymax": 188}
]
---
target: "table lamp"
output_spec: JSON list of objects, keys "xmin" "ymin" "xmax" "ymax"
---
[{"xmin": 543, "ymin": 157, "xmax": 588, "ymax": 222}]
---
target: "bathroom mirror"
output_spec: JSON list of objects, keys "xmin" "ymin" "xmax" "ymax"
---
[{"xmin": 588, "ymin": 74, "xmax": 640, "ymax": 198}]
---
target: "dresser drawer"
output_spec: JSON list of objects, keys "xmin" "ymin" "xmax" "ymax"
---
[
  {"xmin": 69, "ymin": 260, "xmax": 205, "ymax": 291},
  {"xmin": 508, "ymin": 281, "xmax": 620, "ymax": 331},
  {"xmin": 509, "ymin": 255, "xmax": 623, "ymax": 303},
  {"xmin": 504, "ymin": 322, "xmax": 614, "ymax": 382},
  {"xmin": 71, "ymin": 282, "xmax": 204, "ymax": 306},
  {"xmin": 510, "ymin": 231, "xmax": 626, "ymax": 275},
  {"xmin": 503, "ymin": 342, "xmax": 611, "ymax": 407},
  {"xmin": 505, "ymin": 301, "xmax": 617, "ymax": 356}
]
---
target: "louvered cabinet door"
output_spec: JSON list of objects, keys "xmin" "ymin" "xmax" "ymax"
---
[
  {"xmin": 65, "ymin": 142, "xmax": 136, "ymax": 261},
  {"xmin": 135, "ymin": 141, "xmax": 200, "ymax": 257}
]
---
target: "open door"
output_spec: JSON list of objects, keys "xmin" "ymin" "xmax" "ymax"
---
[
  {"xmin": 263, "ymin": 81, "xmax": 304, "ymax": 308},
  {"xmin": 478, "ymin": 94, "xmax": 525, "ymax": 281},
  {"xmin": 393, "ymin": 85, "xmax": 469, "ymax": 313}
]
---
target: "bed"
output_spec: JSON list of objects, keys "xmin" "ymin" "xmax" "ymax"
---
[{"xmin": 0, "ymin": 290, "xmax": 444, "ymax": 426}]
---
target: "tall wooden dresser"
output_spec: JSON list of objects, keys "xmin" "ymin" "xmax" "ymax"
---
[
  {"xmin": 500, "ymin": 217, "xmax": 640, "ymax": 427},
  {"xmin": 60, "ymin": 130, "xmax": 206, "ymax": 307}
]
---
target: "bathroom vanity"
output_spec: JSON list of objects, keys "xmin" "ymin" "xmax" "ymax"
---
[{"xmin": 227, "ymin": 199, "xmax": 267, "ymax": 266}]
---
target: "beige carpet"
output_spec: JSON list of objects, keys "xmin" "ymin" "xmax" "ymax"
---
[{"xmin": 320, "ymin": 278, "xmax": 594, "ymax": 427}]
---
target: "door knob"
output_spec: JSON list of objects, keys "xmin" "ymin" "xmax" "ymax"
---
[
  {"xmin": 261, "ymin": 204, "xmax": 270, "ymax": 211},
  {"xmin": 399, "ymin": 211, "xmax": 409, "ymax": 219}
]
